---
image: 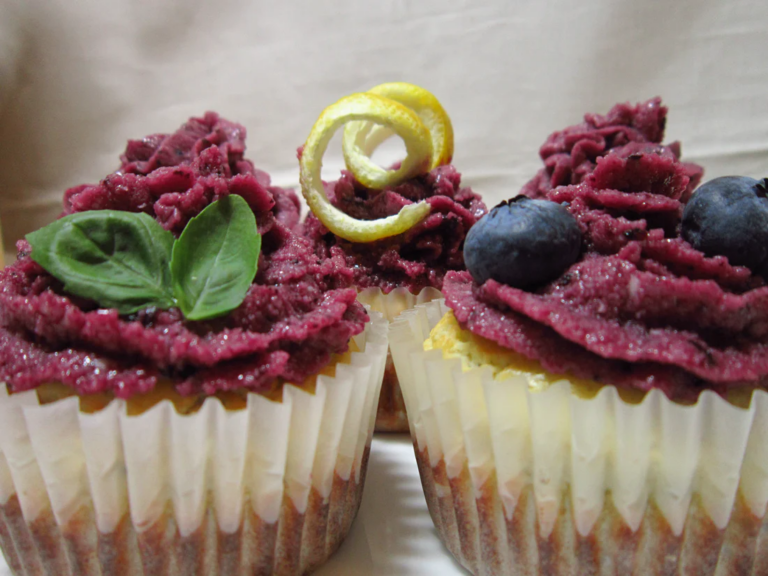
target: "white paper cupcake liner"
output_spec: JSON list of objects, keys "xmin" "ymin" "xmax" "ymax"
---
[
  {"xmin": 357, "ymin": 287, "xmax": 442, "ymax": 433},
  {"xmin": 389, "ymin": 300, "xmax": 768, "ymax": 575},
  {"xmin": 357, "ymin": 287, "xmax": 443, "ymax": 324},
  {"xmin": 0, "ymin": 310, "xmax": 387, "ymax": 576}
]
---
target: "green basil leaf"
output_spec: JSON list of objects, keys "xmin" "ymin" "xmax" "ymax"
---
[
  {"xmin": 26, "ymin": 211, "xmax": 176, "ymax": 314},
  {"xmin": 171, "ymin": 195, "xmax": 260, "ymax": 321}
]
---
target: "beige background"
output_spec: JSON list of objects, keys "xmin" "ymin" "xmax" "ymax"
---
[{"xmin": 1, "ymin": 0, "xmax": 767, "ymax": 264}]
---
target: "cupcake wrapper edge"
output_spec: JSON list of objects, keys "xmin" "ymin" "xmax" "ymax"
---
[
  {"xmin": 390, "ymin": 299, "xmax": 768, "ymax": 575},
  {"xmin": 0, "ymin": 310, "xmax": 388, "ymax": 575}
]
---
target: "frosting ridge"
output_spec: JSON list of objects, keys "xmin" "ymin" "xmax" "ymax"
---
[
  {"xmin": 0, "ymin": 113, "xmax": 366, "ymax": 399},
  {"xmin": 445, "ymin": 99, "xmax": 765, "ymax": 400},
  {"xmin": 304, "ymin": 164, "xmax": 486, "ymax": 294}
]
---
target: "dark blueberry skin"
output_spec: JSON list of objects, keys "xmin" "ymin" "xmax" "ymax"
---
[
  {"xmin": 682, "ymin": 176, "xmax": 768, "ymax": 275},
  {"xmin": 464, "ymin": 196, "xmax": 582, "ymax": 289}
]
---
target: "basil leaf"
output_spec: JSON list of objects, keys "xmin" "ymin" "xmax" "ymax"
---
[
  {"xmin": 27, "ymin": 211, "xmax": 176, "ymax": 314},
  {"xmin": 171, "ymin": 195, "xmax": 260, "ymax": 321}
]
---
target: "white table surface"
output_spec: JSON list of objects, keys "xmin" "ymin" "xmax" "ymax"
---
[{"xmin": 0, "ymin": 435, "xmax": 467, "ymax": 576}]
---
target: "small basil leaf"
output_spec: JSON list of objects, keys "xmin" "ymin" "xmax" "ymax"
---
[
  {"xmin": 26, "ymin": 211, "xmax": 176, "ymax": 314},
  {"xmin": 171, "ymin": 195, "xmax": 260, "ymax": 321}
]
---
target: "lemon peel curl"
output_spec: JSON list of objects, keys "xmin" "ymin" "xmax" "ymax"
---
[
  {"xmin": 342, "ymin": 82, "xmax": 454, "ymax": 189},
  {"xmin": 299, "ymin": 83, "xmax": 454, "ymax": 243}
]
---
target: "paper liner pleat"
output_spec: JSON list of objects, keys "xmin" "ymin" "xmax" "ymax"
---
[
  {"xmin": 358, "ymin": 286, "xmax": 442, "ymax": 432},
  {"xmin": 390, "ymin": 300, "xmax": 768, "ymax": 575},
  {"xmin": 0, "ymin": 310, "xmax": 387, "ymax": 576}
]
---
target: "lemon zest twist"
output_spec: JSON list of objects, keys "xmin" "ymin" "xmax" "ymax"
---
[{"xmin": 299, "ymin": 82, "xmax": 453, "ymax": 243}]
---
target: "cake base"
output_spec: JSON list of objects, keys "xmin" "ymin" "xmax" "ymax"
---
[
  {"xmin": 0, "ymin": 449, "xmax": 368, "ymax": 576},
  {"xmin": 415, "ymin": 445, "xmax": 768, "ymax": 576}
]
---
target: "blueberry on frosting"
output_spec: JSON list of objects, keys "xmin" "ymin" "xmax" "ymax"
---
[
  {"xmin": 682, "ymin": 176, "xmax": 768, "ymax": 276},
  {"xmin": 464, "ymin": 196, "xmax": 582, "ymax": 289}
]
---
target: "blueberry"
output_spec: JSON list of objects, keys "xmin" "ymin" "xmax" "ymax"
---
[
  {"xmin": 464, "ymin": 197, "xmax": 582, "ymax": 289},
  {"xmin": 682, "ymin": 176, "xmax": 768, "ymax": 275}
]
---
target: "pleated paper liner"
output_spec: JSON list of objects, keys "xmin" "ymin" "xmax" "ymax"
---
[
  {"xmin": 357, "ymin": 287, "xmax": 441, "ymax": 433},
  {"xmin": 0, "ymin": 310, "xmax": 388, "ymax": 576},
  {"xmin": 389, "ymin": 300, "xmax": 768, "ymax": 576}
]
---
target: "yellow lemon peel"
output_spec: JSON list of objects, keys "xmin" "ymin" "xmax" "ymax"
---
[
  {"xmin": 342, "ymin": 82, "xmax": 454, "ymax": 188},
  {"xmin": 299, "ymin": 83, "xmax": 454, "ymax": 243}
]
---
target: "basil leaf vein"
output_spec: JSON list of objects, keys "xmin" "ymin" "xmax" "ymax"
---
[
  {"xmin": 26, "ymin": 210, "xmax": 176, "ymax": 314},
  {"xmin": 170, "ymin": 195, "xmax": 260, "ymax": 321}
]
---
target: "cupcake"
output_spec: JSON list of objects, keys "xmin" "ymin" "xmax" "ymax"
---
[
  {"xmin": 299, "ymin": 83, "xmax": 486, "ymax": 432},
  {"xmin": 390, "ymin": 99, "xmax": 768, "ymax": 574},
  {"xmin": 0, "ymin": 112, "xmax": 387, "ymax": 575}
]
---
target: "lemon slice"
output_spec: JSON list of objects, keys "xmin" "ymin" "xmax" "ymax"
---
[{"xmin": 299, "ymin": 83, "xmax": 454, "ymax": 243}]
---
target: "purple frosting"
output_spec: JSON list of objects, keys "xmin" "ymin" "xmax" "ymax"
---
[
  {"xmin": 304, "ymin": 164, "xmax": 487, "ymax": 294},
  {"xmin": 444, "ymin": 99, "xmax": 768, "ymax": 401},
  {"xmin": 0, "ymin": 113, "xmax": 366, "ymax": 399}
]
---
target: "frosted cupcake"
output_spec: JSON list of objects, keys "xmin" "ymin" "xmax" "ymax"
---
[
  {"xmin": 299, "ymin": 83, "xmax": 486, "ymax": 432},
  {"xmin": 0, "ymin": 113, "xmax": 387, "ymax": 575},
  {"xmin": 390, "ymin": 99, "xmax": 768, "ymax": 574}
]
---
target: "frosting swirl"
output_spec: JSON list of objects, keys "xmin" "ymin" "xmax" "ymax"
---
[
  {"xmin": 444, "ymin": 99, "xmax": 768, "ymax": 400},
  {"xmin": 0, "ymin": 113, "xmax": 366, "ymax": 398},
  {"xmin": 304, "ymin": 164, "xmax": 486, "ymax": 294}
]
